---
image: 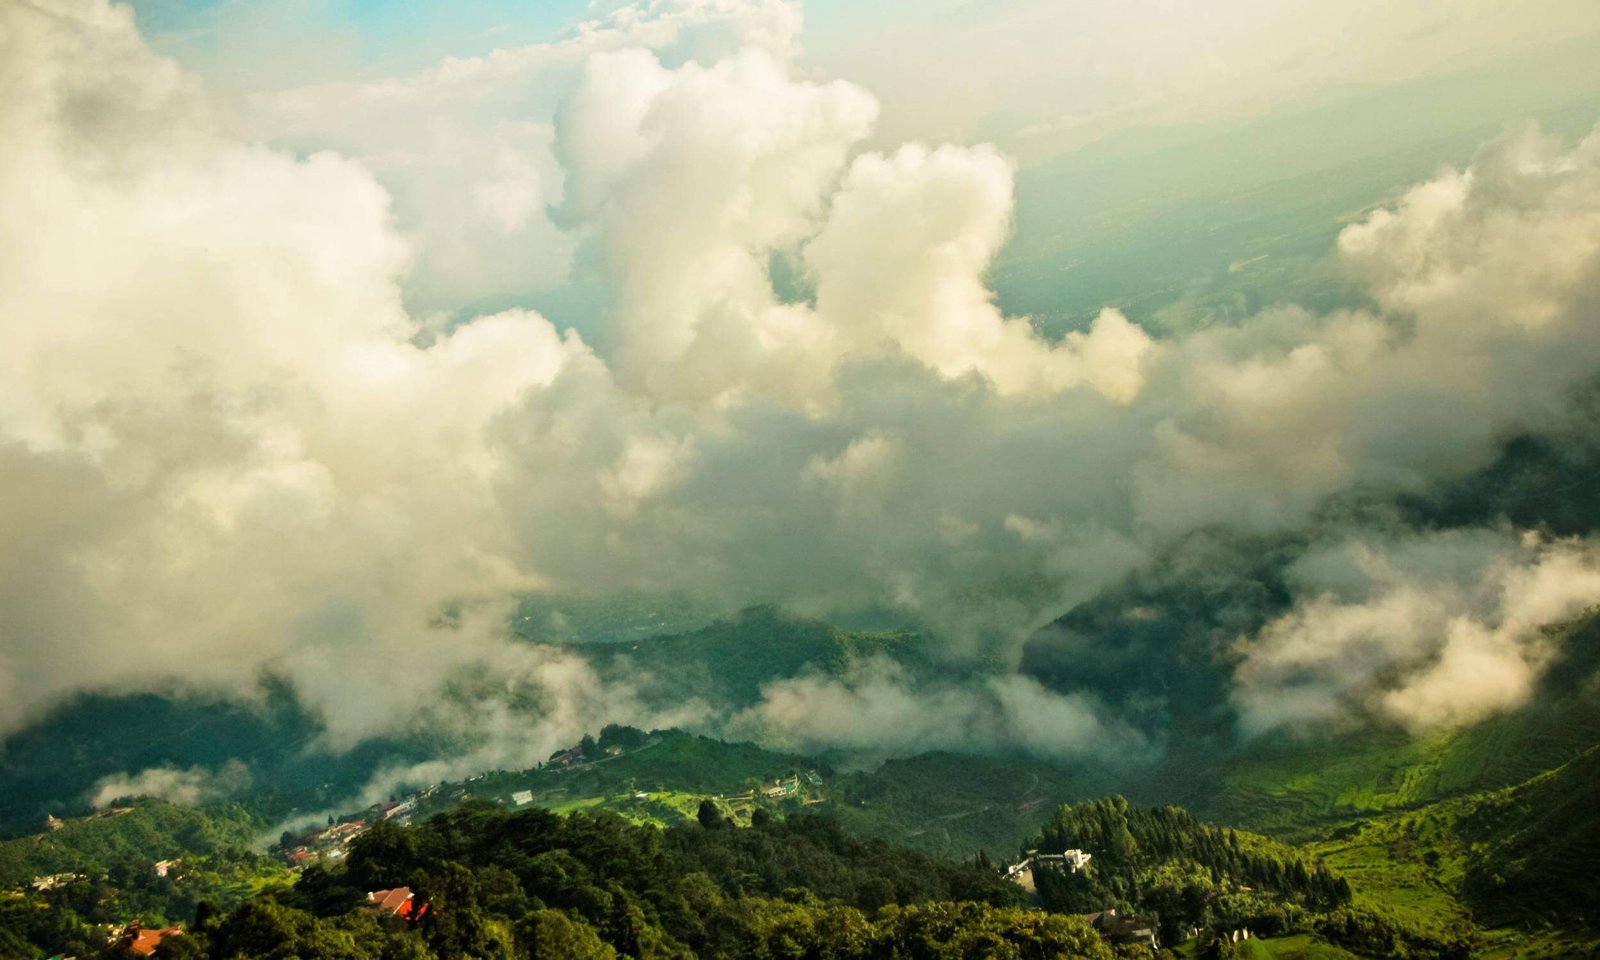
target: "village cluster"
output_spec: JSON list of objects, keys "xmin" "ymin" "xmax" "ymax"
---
[{"xmin": 15, "ymin": 732, "xmax": 837, "ymax": 959}]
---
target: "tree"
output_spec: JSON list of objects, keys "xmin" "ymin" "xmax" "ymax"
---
[
  {"xmin": 597, "ymin": 724, "xmax": 648, "ymax": 751},
  {"xmin": 0, "ymin": 925, "xmax": 37, "ymax": 960},
  {"xmin": 514, "ymin": 909, "xmax": 616, "ymax": 960},
  {"xmin": 346, "ymin": 821, "xmax": 421, "ymax": 891},
  {"xmin": 1197, "ymin": 931, "xmax": 1239, "ymax": 960},
  {"xmin": 153, "ymin": 932, "xmax": 206, "ymax": 959},
  {"xmin": 697, "ymin": 800, "xmax": 724, "ymax": 831},
  {"xmin": 410, "ymin": 862, "xmax": 512, "ymax": 960}
]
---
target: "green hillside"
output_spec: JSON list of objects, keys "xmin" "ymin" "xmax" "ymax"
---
[
  {"xmin": 1198, "ymin": 613, "xmax": 1600, "ymax": 840},
  {"xmin": 414, "ymin": 730, "xmax": 1123, "ymax": 864},
  {"xmin": 1458, "ymin": 745, "xmax": 1600, "ymax": 926},
  {"xmin": 828, "ymin": 752, "xmax": 1121, "ymax": 862},
  {"xmin": 1021, "ymin": 798, "xmax": 1472, "ymax": 959},
  {"xmin": 0, "ymin": 799, "xmax": 263, "ymax": 890},
  {"xmin": 0, "ymin": 800, "xmax": 286, "ymax": 954},
  {"xmin": 1289, "ymin": 746, "xmax": 1600, "ymax": 959}
]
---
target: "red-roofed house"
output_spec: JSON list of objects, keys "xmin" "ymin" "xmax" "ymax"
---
[
  {"xmin": 120, "ymin": 922, "xmax": 183, "ymax": 956},
  {"xmin": 367, "ymin": 886, "xmax": 428, "ymax": 921}
]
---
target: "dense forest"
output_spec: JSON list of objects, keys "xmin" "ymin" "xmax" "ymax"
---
[{"xmin": 3, "ymin": 801, "xmax": 1132, "ymax": 960}]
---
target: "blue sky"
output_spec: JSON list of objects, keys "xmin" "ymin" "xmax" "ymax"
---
[
  {"xmin": 126, "ymin": 0, "xmax": 880, "ymax": 82},
  {"xmin": 128, "ymin": 0, "xmax": 593, "ymax": 80}
]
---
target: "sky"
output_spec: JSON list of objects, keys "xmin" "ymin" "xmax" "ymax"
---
[
  {"xmin": 124, "ymin": 0, "xmax": 1600, "ymax": 157},
  {"xmin": 6, "ymin": 0, "xmax": 1600, "ymax": 794}
]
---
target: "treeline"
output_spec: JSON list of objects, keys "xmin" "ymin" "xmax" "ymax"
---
[
  {"xmin": 16, "ymin": 802, "xmax": 1126, "ymax": 960},
  {"xmin": 1031, "ymin": 796, "xmax": 1348, "ymax": 915}
]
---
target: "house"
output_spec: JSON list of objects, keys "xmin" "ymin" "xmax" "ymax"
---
[
  {"xmin": 762, "ymin": 777, "xmax": 800, "ymax": 798},
  {"xmin": 153, "ymin": 860, "xmax": 178, "ymax": 878},
  {"xmin": 1004, "ymin": 860, "xmax": 1037, "ymax": 894},
  {"xmin": 45, "ymin": 815, "xmax": 64, "ymax": 832},
  {"xmin": 547, "ymin": 747, "xmax": 581, "ymax": 769},
  {"xmin": 377, "ymin": 797, "xmax": 417, "ymax": 822},
  {"xmin": 512, "ymin": 790, "xmax": 534, "ymax": 807},
  {"xmin": 1028, "ymin": 848, "xmax": 1092, "ymax": 873},
  {"xmin": 367, "ymin": 887, "xmax": 428, "ymax": 921},
  {"xmin": 118, "ymin": 923, "xmax": 183, "ymax": 957},
  {"xmin": 1083, "ymin": 909, "xmax": 1157, "ymax": 949},
  {"xmin": 30, "ymin": 873, "xmax": 80, "ymax": 891}
]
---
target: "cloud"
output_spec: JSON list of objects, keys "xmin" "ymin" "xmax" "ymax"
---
[
  {"xmin": 554, "ymin": 48, "xmax": 1154, "ymax": 409},
  {"xmin": 1232, "ymin": 530, "xmax": 1600, "ymax": 735},
  {"xmin": 348, "ymin": 641, "xmax": 714, "ymax": 802},
  {"xmin": 1132, "ymin": 125, "xmax": 1600, "ymax": 538},
  {"xmin": 89, "ymin": 760, "xmax": 253, "ymax": 808},
  {"xmin": 5, "ymin": 0, "xmax": 1600, "ymax": 773},
  {"xmin": 807, "ymin": 146, "xmax": 1153, "ymax": 401},
  {"xmin": 245, "ymin": 0, "xmax": 806, "ymax": 317},
  {"xmin": 727, "ymin": 657, "xmax": 1154, "ymax": 764},
  {"xmin": 0, "ymin": 0, "xmax": 598, "ymax": 744}
]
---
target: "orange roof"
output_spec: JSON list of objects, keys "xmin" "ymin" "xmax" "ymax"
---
[
  {"xmin": 125, "ymin": 925, "xmax": 182, "ymax": 956},
  {"xmin": 368, "ymin": 886, "xmax": 428, "ymax": 921}
]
